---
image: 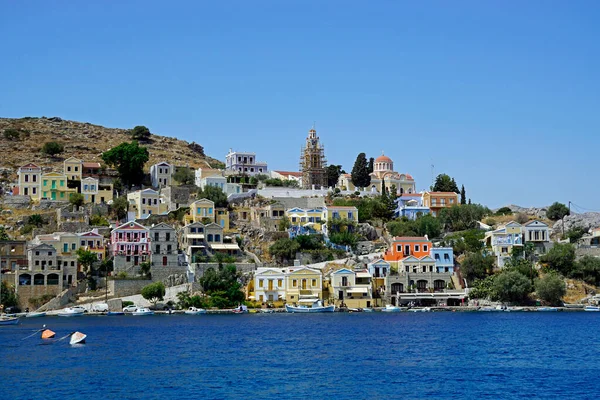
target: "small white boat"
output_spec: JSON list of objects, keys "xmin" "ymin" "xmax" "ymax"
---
[
  {"xmin": 25, "ymin": 312, "xmax": 46, "ymax": 318},
  {"xmin": 57, "ymin": 307, "xmax": 85, "ymax": 317},
  {"xmin": 362, "ymin": 308, "xmax": 374, "ymax": 312},
  {"xmin": 132, "ymin": 308, "xmax": 154, "ymax": 316},
  {"xmin": 584, "ymin": 306, "xmax": 600, "ymax": 312},
  {"xmin": 184, "ymin": 307, "xmax": 206, "ymax": 315},
  {"xmin": 285, "ymin": 300, "xmax": 335, "ymax": 313},
  {"xmin": 0, "ymin": 316, "xmax": 19, "ymax": 325},
  {"xmin": 410, "ymin": 307, "xmax": 432, "ymax": 312},
  {"xmin": 506, "ymin": 307, "xmax": 524, "ymax": 312},
  {"xmin": 69, "ymin": 331, "xmax": 87, "ymax": 345},
  {"xmin": 478, "ymin": 306, "xmax": 503, "ymax": 312},
  {"xmin": 381, "ymin": 305, "xmax": 402, "ymax": 313},
  {"xmin": 258, "ymin": 309, "xmax": 275, "ymax": 314},
  {"xmin": 537, "ymin": 307, "xmax": 558, "ymax": 312}
]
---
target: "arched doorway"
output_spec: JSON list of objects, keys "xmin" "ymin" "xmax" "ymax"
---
[
  {"xmin": 47, "ymin": 273, "xmax": 59, "ymax": 285},
  {"xmin": 34, "ymin": 274, "xmax": 45, "ymax": 285},
  {"xmin": 391, "ymin": 282, "xmax": 404, "ymax": 293},
  {"xmin": 19, "ymin": 274, "xmax": 31, "ymax": 286}
]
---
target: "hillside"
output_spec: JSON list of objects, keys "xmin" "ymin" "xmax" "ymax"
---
[{"xmin": 0, "ymin": 117, "xmax": 222, "ymax": 172}]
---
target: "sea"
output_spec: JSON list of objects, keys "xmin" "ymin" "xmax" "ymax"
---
[{"xmin": 1, "ymin": 312, "xmax": 599, "ymax": 400}]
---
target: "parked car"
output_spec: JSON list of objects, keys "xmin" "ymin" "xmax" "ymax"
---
[
  {"xmin": 92, "ymin": 303, "xmax": 109, "ymax": 312},
  {"xmin": 4, "ymin": 306, "xmax": 21, "ymax": 314},
  {"xmin": 71, "ymin": 306, "xmax": 87, "ymax": 313},
  {"xmin": 123, "ymin": 305, "xmax": 138, "ymax": 313}
]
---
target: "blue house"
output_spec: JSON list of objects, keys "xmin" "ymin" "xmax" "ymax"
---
[
  {"xmin": 367, "ymin": 259, "xmax": 391, "ymax": 278},
  {"xmin": 431, "ymin": 247, "xmax": 454, "ymax": 273},
  {"xmin": 394, "ymin": 194, "xmax": 430, "ymax": 220}
]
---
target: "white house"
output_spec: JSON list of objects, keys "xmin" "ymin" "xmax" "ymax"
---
[
  {"xmin": 150, "ymin": 162, "xmax": 173, "ymax": 188},
  {"xmin": 254, "ymin": 267, "xmax": 287, "ymax": 303}
]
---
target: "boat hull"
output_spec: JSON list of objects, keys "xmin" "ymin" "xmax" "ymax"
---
[
  {"xmin": 58, "ymin": 312, "xmax": 84, "ymax": 317},
  {"xmin": 382, "ymin": 307, "xmax": 402, "ymax": 313},
  {"xmin": 0, "ymin": 317, "xmax": 19, "ymax": 325},
  {"xmin": 70, "ymin": 332, "xmax": 87, "ymax": 345},
  {"xmin": 584, "ymin": 306, "xmax": 600, "ymax": 312},
  {"xmin": 107, "ymin": 311, "xmax": 125, "ymax": 316},
  {"xmin": 25, "ymin": 312, "xmax": 46, "ymax": 318},
  {"xmin": 184, "ymin": 311, "xmax": 206, "ymax": 315},
  {"xmin": 285, "ymin": 304, "xmax": 335, "ymax": 313}
]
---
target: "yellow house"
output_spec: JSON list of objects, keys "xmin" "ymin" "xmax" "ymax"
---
[
  {"xmin": 190, "ymin": 199, "xmax": 215, "ymax": 223},
  {"xmin": 63, "ymin": 157, "xmax": 83, "ymax": 181},
  {"xmin": 81, "ymin": 177, "xmax": 113, "ymax": 204},
  {"xmin": 484, "ymin": 221, "xmax": 523, "ymax": 268},
  {"xmin": 285, "ymin": 207, "xmax": 325, "ymax": 231},
  {"xmin": 41, "ymin": 172, "xmax": 76, "ymax": 201},
  {"xmin": 215, "ymin": 207, "xmax": 230, "ymax": 230},
  {"xmin": 285, "ymin": 266, "xmax": 323, "ymax": 304},
  {"xmin": 322, "ymin": 206, "xmax": 359, "ymax": 235},
  {"xmin": 127, "ymin": 189, "xmax": 167, "ymax": 219}
]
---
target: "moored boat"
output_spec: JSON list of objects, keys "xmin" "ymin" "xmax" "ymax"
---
[
  {"xmin": 58, "ymin": 307, "xmax": 85, "ymax": 317},
  {"xmin": 69, "ymin": 331, "xmax": 87, "ymax": 345},
  {"xmin": 584, "ymin": 306, "xmax": 600, "ymax": 312},
  {"xmin": 25, "ymin": 312, "xmax": 46, "ymax": 318},
  {"xmin": 537, "ymin": 307, "xmax": 558, "ymax": 312},
  {"xmin": 0, "ymin": 316, "xmax": 19, "ymax": 325},
  {"xmin": 410, "ymin": 307, "xmax": 432, "ymax": 312},
  {"xmin": 362, "ymin": 308, "xmax": 374, "ymax": 312},
  {"xmin": 106, "ymin": 311, "xmax": 125, "ymax": 316},
  {"xmin": 184, "ymin": 307, "xmax": 207, "ymax": 315},
  {"xmin": 41, "ymin": 328, "xmax": 55, "ymax": 339},
  {"xmin": 285, "ymin": 300, "xmax": 335, "ymax": 313},
  {"xmin": 506, "ymin": 307, "xmax": 524, "ymax": 312},
  {"xmin": 381, "ymin": 305, "xmax": 401, "ymax": 313},
  {"xmin": 132, "ymin": 308, "xmax": 154, "ymax": 316}
]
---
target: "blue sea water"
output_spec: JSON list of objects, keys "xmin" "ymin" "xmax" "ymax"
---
[{"xmin": 1, "ymin": 312, "xmax": 600, "ymax": 400}]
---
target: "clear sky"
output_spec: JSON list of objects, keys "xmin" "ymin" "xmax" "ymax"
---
[{"xmin": 1, "ymin": 1, "xmax": 599, "ymax": 209}]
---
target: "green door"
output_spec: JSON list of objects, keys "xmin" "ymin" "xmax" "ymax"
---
[{"xmin": 51, "ymin": 192, "xmax": 56, "ymax": 200}]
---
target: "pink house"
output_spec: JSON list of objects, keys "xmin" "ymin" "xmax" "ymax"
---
[{"xmin": 110, "ymin": 221, "xmax": 151, "ymax": 271}]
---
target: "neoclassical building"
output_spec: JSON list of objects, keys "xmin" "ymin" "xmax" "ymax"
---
[{"xmin": 369, "ymin": 153, "xmax": 416, "ymax": 195}]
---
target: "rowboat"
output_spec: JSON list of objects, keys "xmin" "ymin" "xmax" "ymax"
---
[
  {"xmin": 42, "ymin": 329, "xmax": 55, "ymax": 339},
  {"xmin": 0, "ymin": 316, "xmax": 19, "ymax": 325},
  {"xmin": 184, "ymin": 307, "xmax": 206, "ymax": 315},
  {"xmin": 285, "ymin": 300, "xmax": 335, "ymax": 313},
  {"xmin": 258, "ymin": 309, "xmax": 275, "ymax": 314},
  {"xmin": 25, "ymin": 312, "xmax": 46, "ymax": 318},
  {"xmin": 381, "ymin": 305, "xmax": 402, "ymax": 313},
  {"xmin": 410, "ymin": 307, "xmax": 432, "ymax": 312},
  {"xmin": 362, "ymin": 308, "xmax": 374, "ymax": 312},
  {"xmin": 70, "ymin": 331, "xmax": 86, "ymax": 345},
  {"xmin": 132, "ymin": 308, "xmax": 154, "ymax": 316}
]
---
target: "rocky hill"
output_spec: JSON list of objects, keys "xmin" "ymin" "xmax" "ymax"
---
[{"xmin": 0, "ymin": 117, "xmax": 222, "ymax": 172}]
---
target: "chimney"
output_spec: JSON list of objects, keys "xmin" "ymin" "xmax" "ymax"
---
[{"xmin": 293, "ymin": 259, "xmax": 300, "ymax": 267}]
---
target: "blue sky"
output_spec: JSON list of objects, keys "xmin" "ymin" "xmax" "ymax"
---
[{"xmin": 1, "ymin": 1, "xmax": 599, "ymax": 209}]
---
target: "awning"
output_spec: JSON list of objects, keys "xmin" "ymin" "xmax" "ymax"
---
[
  {"xmin": 186, "ymin": 234, "xmax": 205, "ymax": 239},
  {"xmin": 347, "ymin": 288, "xmax": 369, "ymax": 293},
  {"xmin": 210, "ymin": 243, "xmax": 240, "ymax": 250},
  {"xmin": 356, "ymin": 272, "xmax": 371, "ymax": 278}
]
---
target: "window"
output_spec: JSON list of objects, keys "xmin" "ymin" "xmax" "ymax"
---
[
  {"xmin": 423, "ymin": 245, "xmax": 428, "ymax": 252},
  {"xmin": 67, "ymin": 166, "xmax": 71, "ymax": 172},
  {"xmin": 292, "ymin": 279, "xmax": 297, "ymax": 287},
  {"xmin": 74, "ymin": 167, "xmax": 78, "ymax": 172},
  {"xmin": 191, "ymin": 227, "xmax": 196, "ymax": 233},
  {"xmin": 35, "ymin": 251, "xmax": 40, "ymax": 256},
  {"xmin": 33, "ymin": 175, "xmax": 37, "ymax": 182},
  {"xmin": 162, "ymin": 256, "xmax": 167, "ymax": 266},
  {"xmin": 25, "ymin": 175, "xmax": 29, "ymax": 182},
  {"xmin": 444, "ymin": 254, "xmax": 450, "ymax": 261},
  {"xmin": 404, "ymin": 245, "xmax": 410, "ymax": 255},
  {"xmin": 166, "ymin": 233, "xmax": 170, "ymax": 241},
  {"xmin": 142, "ymin": 198, "xmax": 146, "ymax": 204},
  {"xmin": 48, "ymin": 252, "xmax": 52, "ymax": 256},
  {"xmin": 278, "ymin": 279, "xmax": 283, "ymax": 287},
  {"xmin": 33, "ymin": 187, "xmax": 36, "ymax": 194},
  {"xmin": 155, "ymin": 232, "xmax": 159, "ymax": 241},
  {"xmin": 259, "ymin": 279, "xmax": 263, "ymax": 288},
  {"xmin": 71, "ymin": 243, "xmax": 76, "ymax": 250},
  {"xmin": 435, "ymin": 254, "xmax": 440, "ymax": 260},
  {"xmin": 405, "ymin": 265, "xmax": 409, "ymax": 272},
  {"xmin": 71, "ymin": 261, "xmax": 75, "ymax": 267},
  {"xmin": 35, "ymin": 260, "xmax": 40, "ymax": 266},
  {"xmin": 415, "ymin": 245, "xmax": 420, "ymax": 252},
  {"xmin": 311, "ymin": 279, "xmax": 317, "ymax": 287}
]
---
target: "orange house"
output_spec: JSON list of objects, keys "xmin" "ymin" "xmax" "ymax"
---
[
  {"xmin": 422, "ymin": 192, "xmax": 459, "ymax": 216},
  {"xmin": 384, "ymin": 236, "xmax": 432, "ymax": 263}
]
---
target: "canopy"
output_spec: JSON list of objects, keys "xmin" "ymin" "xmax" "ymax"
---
[
  {"xmin": 347, "ymin": 288, "xmax": 369, "ymax": 294},
  {"xmin": 356, "ymin": 272, "xmax": 371, "ymax": 278},
  {"xmin": 210, "ymin": 243, "xmax": 240, "ymax": 250}
]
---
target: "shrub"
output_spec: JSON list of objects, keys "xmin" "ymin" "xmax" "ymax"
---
[
  {"xmin": 492, "ymin": 270, "xmax": 532, "ymax": 304},
  {"xmin": 484, "ymin": 218, "xmax": 496, "ymax": 226},
  {"xmin": 546, "ymin": 202, "xmax": 570, "ymax": 221},
  {"xmin": 122, "ymin": 300, "xmax": 134, "ymax": 307},
  {"xmin": 3, "ymin": 129, "xmax": 20, "ymax": 140},
  {"xmin": 495, "ymin": 207, "xmax": 513, "ymax": 216},
  {"xmin": 535, "ymin": 273, "xmax": 566, "ymax": 306},
  {"xmin": 41, "ymin": 141, "xmax": 64, "ymax": 156},
  {"xmin": 130, "ymin": 125, "xmax": 151, "ymax": 141},
  {"xmin": 141, "ymin": 282, "xmax": 166, "ymax": 304},
  {"xmin": 69, "ymin": 193, "xmax": 85, "ymax": 207}
]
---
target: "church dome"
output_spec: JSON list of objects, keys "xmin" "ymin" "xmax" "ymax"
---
[{"xmin": 374, "ymin": 153, "xmax": 393, "ymax": 173}]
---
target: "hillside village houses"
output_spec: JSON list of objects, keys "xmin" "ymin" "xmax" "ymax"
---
[{"xmin": 3, "ymin": 126, "xmax": 567, "ymax": 312}]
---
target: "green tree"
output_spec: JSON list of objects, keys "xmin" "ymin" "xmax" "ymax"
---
[
  {"xmin": 111, "ymin": 196, "xmax": 129, "ymax": 220},
  {"xmin": 495, "ymin": 207, "xmax": 513, "ymax": 216},
  {"xmin": 173, "ymin": 167, "xmax": 195, "ymax": 185},
  {"xmin": 565, "ymin": 226, "xmax": 587, "ymax": 243},
  {"xmin": 295, "ymin": 235, "xmax": 324, "ymax": 250},
  {"xmin": 140, "ymin": 261, "xmax": 152, "ymax": 279},
  {"xmin": 0, "ymin": 226, "xmax": 10, "ymax": 241},
  {"xmin": 492, "ymin": 270, "xmax": 532, "ymax": 304},
  {"xmin": 329, "ymin": 231, "xmax": 360, "ymax": 247},
  {"xmin": 461, "ymin": 252, "xmax": 495, "ymax": 282},
  {"xmin": 546, "ymin": 202, "xmax": 570, "ymax": 221},
  {"xmin": 130, "ymin": 125, "xmax": 151, "ymax": 141},
  {"xmin": 269, "ymin": 238, "xmax": 300, "ymax": 262},
  {"xmin": 3, "ymin": 129, "xmax": 20, "ymax": 141},
  {"xmin": 69, "ymin": 192, "xmax": 85, "ymax": 208},
  {"xmin": 460, "ymin": 185, "xmax": 466, "ymax": 205},
  {"xmin": 439, "ymin": 204, "xmax": 491, "ymax": 232},
  {"xmin": 278, "ymin": 216, "xmax": 291, "ymax": 232},
  {"xmin": 572, "ymin": 255, "xmax": 600, "ymax": 286},
  {"xmin": 415, "ymin": 214, "xmax": 442, "ymax": 239},
  {"xmin": 540, "ymin": 243, "xmax": 576, "ymax": 276},
  {"xmin": 198, "ymin": 264, "xmax": 245, "ymax": 307},
  {"xmin": 0, "ymin": 281, "xmax": 18, "ymax": 308},
  {"xmin": 432, "ymin": 174, "xmax": 459, "ymax": 193},
  {"xmin": 326, "ymin": 165, "xmax": 343, "ymax": 188},
  {"xmin": 77, "ymin": 248, "xmax": 98, "ymax": 276},
  {"xmin": 141, "ymin": 282, "xmax": 166, "ymax": 305},
  {"xmin": 41, "ymin": 141, "xmax": 64, "ymax": 157},
  {"xmin": 197, "ymin": 185, "xmax": 228, "ymax": 208},
  {"xmin": 28, "ymin": 214, "xmax": 44, "ymax": 228},
  {"xmin": 101, "ymin": 141, "xmax": 150, "ymax": 187},
  {"xmin": 534, "ymin": 273, "xmax": 566, "ymax": 306},
  {"xmin": 351, "ymin": 153, "xmax": 371, "ymax": 189},
  {"xmin": 368, "ymin": 157, "xmax": 374, "ymax": 174}
]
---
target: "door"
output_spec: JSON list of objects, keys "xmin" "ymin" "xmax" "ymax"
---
[
  {"xmin": 339, "ymin": 290, "xmax": 344, "ymax": 300},
  {"xmin": 268, "ymin": 280, "xmax": 273, "ymax": 291},
  {"xmin": 301, "ymin": 279, "xmax": 307, "ymax": 289},
  {"xmin": 51, "ymin": 192, "xmax": 56, "ymax": 200}
]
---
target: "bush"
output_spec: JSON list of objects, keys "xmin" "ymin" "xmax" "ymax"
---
[
  {"xmin": 460, "ymin": 252, "xmax": 495, "ymax": 282},
  {"xmin": 571, "ymin": 255, "xmax": 600, "ymax": 286},
  {"xmin": 90, "ymin": 215, "xmax": 110, "ymax": 227},
  {"xmin": 540, "ymin": 243, "xmax": 576, "ymax": 276},
  {"xmin": 3, "ymin": 129, "xmax": 20, "ymax": 140},
  {"xmin": 535, "ymin": 273, "xmax": 566, "ymax": 306},
  {"xmin": 515, "ymin": 213, "xmax": 528, "ymax": 224},
  {"xmin": 122, "ymin": 301, "xmax": 134, "ymax": 307},
  {"xmin": 131, "ymin": 125, "xmax": 151, "ymax": 141},
  {"xmin": 492, "ymin": 270, "xmax": 532, "ymax": 304},
  {"xmin": 41, "ymin": 141, "xmax": 64, "ymax": 156},
  {"xmin": 546, "ymin": 202, "xmax": 570, "ymax": 221},
  {"xmin": 495, "ymin": 207, "xmax": 513, "ymax": 216},
  {"xmin": 69, "ymin": 193, "xmax": 85, "ymax": 207},
  {"xmin": 329, "ymin": 231, "xmax": 360, "ymax": 247},
  {"xmin": 173, "ymin": 167, "xmax": 195, "ymax": 185}
]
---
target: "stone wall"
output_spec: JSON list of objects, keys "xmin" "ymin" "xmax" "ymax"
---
[
  {"xmin": 151, "ymin": 265, "xmax": 188, "ymax": 286},
  {"xmin": 109, "ymin": 279, "xmax": 153, "ymax": 297},
  {"xmin": 1, "ymin": 195, "xmax": 31, "ymax": 209},
  {"xmin": 193, "ymin": 263, "xmax": 256, "ymax": 280},
  {"xmin": 16, "ymin": 284, "xmax": 63, "ymax": 309},
  {"xmin": 576, "ymin": 246, "xmax": 600, "ymax": 259}
]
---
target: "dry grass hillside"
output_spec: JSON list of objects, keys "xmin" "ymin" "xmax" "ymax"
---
[{"xmin": 0, "ymin": 117, "xmax": 222, "ymax": 173}]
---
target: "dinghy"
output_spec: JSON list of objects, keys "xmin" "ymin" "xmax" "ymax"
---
[
  {"xmin": 0, "ymin": 316, "xmax": 19, "ymax": 325},
  {"xmin": 26, "ymin": 312, "xmax": 46, "ymax": 318},
  {"xmin": 69, "ymin": 331, "xmax": 87, "ymax": 345},
  {"xmin": 184, "ymin": 307, "xmax": 207, "ymax": 315},
  {"xmin": 41, "ymin": 329, "xmax": 56, "ymax": 339}
]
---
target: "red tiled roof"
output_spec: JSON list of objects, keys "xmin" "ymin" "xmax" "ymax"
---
[
  {"xmin": 427, "ymin": 191, "xmax": 459, "ymax": 196},
  {"xmin": 82, "ymin": 162, "xmax": 101, "ymax": 168},
  {"xmin": 274, "ymin": 171, "xmax": 303, "ymax": 177},
  {"xmin": 391, "ymin": 236, "xmax": 430, "ymax": 241}
]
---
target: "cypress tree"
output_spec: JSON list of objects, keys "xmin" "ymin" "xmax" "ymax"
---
[
  {"xmin": 460, "ymin": 185, "xmax": 467, "ymax": 205},
  {"xmin": 351, "ymin": 153, "xmax": 371, "ymax": 189}
]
